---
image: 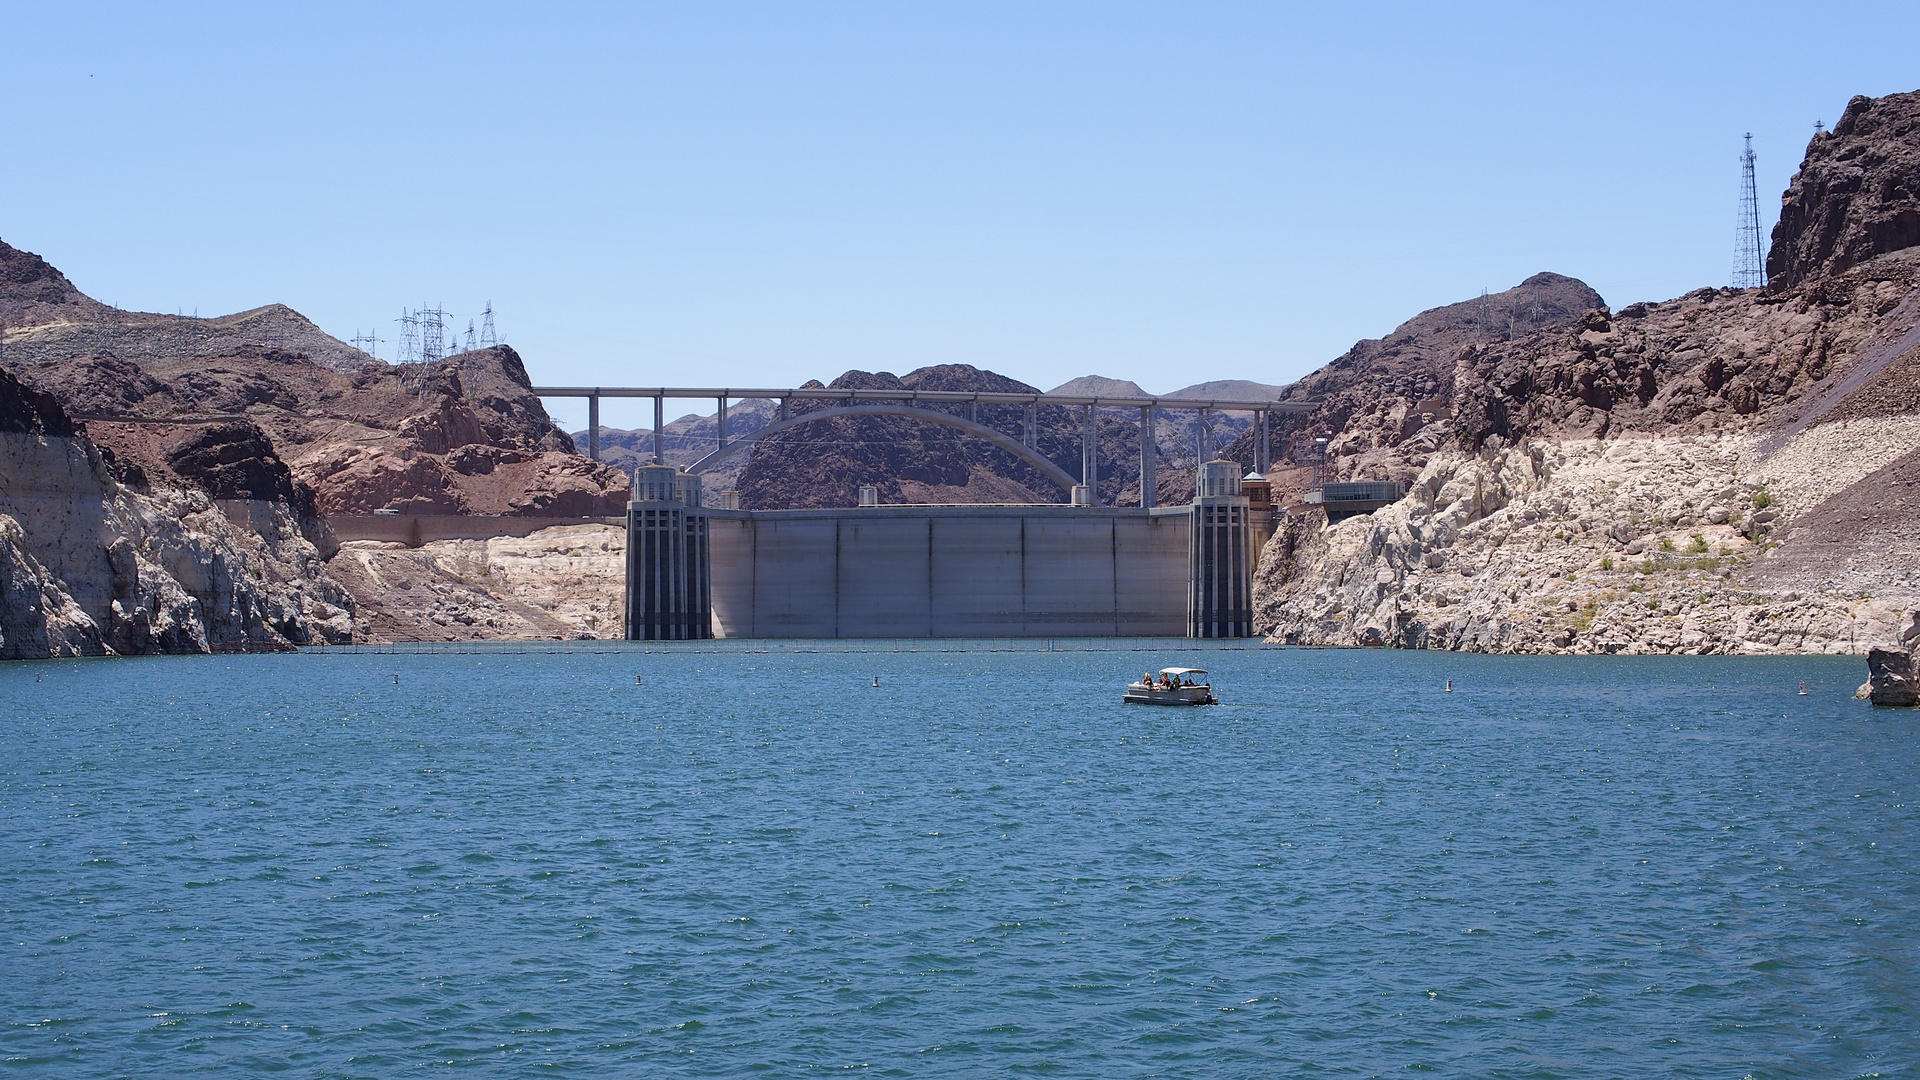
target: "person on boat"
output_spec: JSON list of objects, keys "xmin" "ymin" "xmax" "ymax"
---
[{"xmin": 1142, "ymin": 672, "xmax": 1154, "ymax": 688}]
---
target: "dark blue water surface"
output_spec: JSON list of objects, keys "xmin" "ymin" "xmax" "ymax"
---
[{"xmin": 2, "ymin": 643, "xmax": 1915, "ymax": 1077}]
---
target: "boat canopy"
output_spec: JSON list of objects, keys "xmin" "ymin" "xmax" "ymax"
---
[{"xmin": 1159, "ymin": 667, "xmax": 1208, "ymax": 676}]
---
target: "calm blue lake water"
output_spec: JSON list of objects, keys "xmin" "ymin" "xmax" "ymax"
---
[{"xmin": 2, "ymin": 643, "xmax": 1915, "ymax": 1077}]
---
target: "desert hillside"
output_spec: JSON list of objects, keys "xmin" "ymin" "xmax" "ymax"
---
[
  {"xmin": 1251, "ymin": 88, "xmax": 1920, "ymax": 655},
  {"xmin": 0, "ymin": 244, "xmax": 632, "ymax": 652}
]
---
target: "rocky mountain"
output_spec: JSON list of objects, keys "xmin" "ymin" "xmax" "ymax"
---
[
  {"xmin": 1048, "ymin": 375, "xmax": 1149, "ymax": 397},
  {"xmin": 1205, "ymin": 272, "xmax": 1604, "ymax": 491},
  {"xmin": 0, "ymin": 239, "xmax": 633, "ymax": 652},
  {"xmin": 1252, "ymin": 87, "xmax": 1920, "ymax": 656},
  {"xmin": 1767, "ymin": 91, "xmax": 1920, "ymax": 289},
  {"xmin": 729, "ymin": 362, "xmax": 1300, "ymax": 510},
  {"xmin": 1167, "ymin": 378, "xmax": 1289, "ymax": 400},
  {"xmin": 630, "ymin": 370, "xmax": 1283, "ymax": 511},
  {"xmin": 738, "ymin": 366, "xmax": 1088, "ymax": 508},
  {"xmin": 712, "ymin": 272, "xmax": 1596, "ymax": 513}
]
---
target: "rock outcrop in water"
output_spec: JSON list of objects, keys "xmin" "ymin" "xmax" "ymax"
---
[{"xmin": 1860, "ymin": 645, "xmax": 1919, "ymax": 705}]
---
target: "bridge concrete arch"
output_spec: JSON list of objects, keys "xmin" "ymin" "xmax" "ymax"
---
[{"xmin": 684, "ymin": 403, "xmax": 1080, "ymax": 493}]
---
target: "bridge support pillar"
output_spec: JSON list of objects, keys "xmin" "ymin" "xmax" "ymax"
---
[
  {"xmin": 718, "ymin": 396, "xmax": 729, "ymax": 450},
  {"xmin": 652, "ymin": 395, "xmax": 664, "ymax": 464},
  {"xmin": 1140, "ymin": 406, "xmax": 1156, "ymax": 508},
  {"xmin": 1080, "ymin": 405, "xmax": 1096, "ymax": 505},
  {"xmin": 588, "ymin": 393, "xmax": 600, "ymax": 461}
]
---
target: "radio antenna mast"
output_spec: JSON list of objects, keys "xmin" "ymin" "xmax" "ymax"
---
[{"xmin": 1732, "ymin": 133, "xmax": 1767, "ymax": 288}]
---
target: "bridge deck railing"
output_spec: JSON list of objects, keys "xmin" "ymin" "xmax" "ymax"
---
[{"xmin": 532, "ymin": 385, "xmax": 1319, "ymax": 413}]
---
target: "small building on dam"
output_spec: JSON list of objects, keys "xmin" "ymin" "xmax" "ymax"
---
[{"xmin": 626, "ymin": 461, "xmax": 1269, "ymax": 640}]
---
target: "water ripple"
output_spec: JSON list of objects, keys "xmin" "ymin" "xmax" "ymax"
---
[{"xmin": 3, "ymin": 647, "xmax": 1916, "ymax": 1076}]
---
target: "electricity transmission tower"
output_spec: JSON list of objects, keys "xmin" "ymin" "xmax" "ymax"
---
[
  {"xmin": 416, "ymin": 304, "xmax": 448, "ymax": 362},
  {"xmin": 397, "ymin": 310, "xmax": 419, "ymax": 363},
  {"xmin": 1732, "ymin": 133, "xmax": 1767, "ymax": 288},
  {"xmin": 393, "ymin": 302, "xmax": 497, "ymax": 362},
  {"xmin": 351, "ymin": 329, "xmax": 381, "ymax": 358}
]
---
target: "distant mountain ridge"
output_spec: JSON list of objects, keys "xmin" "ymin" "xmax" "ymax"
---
[{"xmin": 1046, "ymin": 375, "xmax": 1147, "ymax": 398}]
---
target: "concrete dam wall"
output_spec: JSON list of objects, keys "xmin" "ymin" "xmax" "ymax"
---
[
  {"xmin": 704, "ymin": 506, "xmax": 1193, "ymax": 638},
  {"xmin": 625, "ymin": 462, "xmax": 1266, "ymax": 640}
]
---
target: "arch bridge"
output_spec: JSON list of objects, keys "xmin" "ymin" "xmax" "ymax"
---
[{"xmin": 532, "ymin": 385, "xmax": 1319, "ymax": 508}]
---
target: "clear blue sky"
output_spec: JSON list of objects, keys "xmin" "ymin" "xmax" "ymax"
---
[{"xmin": 4, "ymin": 2, "xmax": 1916, "ymax": 430}]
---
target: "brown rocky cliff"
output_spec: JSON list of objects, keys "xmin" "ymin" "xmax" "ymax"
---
[
  {"xmin": 1255, "ymin": 89, "xmax": 1920, "ymax": 656},
  {"xmin": 1768, "ymin": 88, "xmax": 1920, "ymax": 290},
  {"xmin": 1448, "ymin": 247, "xmax": 1920, "ymax": 454},
  {"xmin": 0, "ymin": 238, "xmax": 106, "ymax": 330},
  {"xmin": 0, "ymin": 242, "xmax": 627, "ymax": 519},
  {"xmin": 1, "ymin": 366, "xmax": 356, "ymax": 658},
  {"xmin": 0, "ymin": 240, "xmax": 632, "ymax": 649},
  {"xmin": 1202, "ymin": 272, "xmax": 1602, "ymax": 497}
]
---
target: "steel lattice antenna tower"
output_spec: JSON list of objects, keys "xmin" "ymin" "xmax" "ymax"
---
[
  {"xmin": 479, "ymin": 301, "xmax": 497, "ymax": 348},
  {"xmin": 1732, "ymin": 133, "xmax": 1767, "ymax": 289}
]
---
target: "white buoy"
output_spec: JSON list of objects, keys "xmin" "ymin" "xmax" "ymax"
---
[
  {"xmin": 873, "ymin": 676, "xmax": 880, "ymax": 687},
  {"xmin": 636, "ymin": 675, "xmax": 643, "ymax": 686},
  {"xmin": 1444, "ymin": 679, "xmax": 1454, "ymax": 692},
  {"xmin": 392, "ymin": 673, "xmax": 399, "ymax": 684},
  {"xmin": 1799, "ymin": 681, "xmax": 1807, "ymax": 696}
]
